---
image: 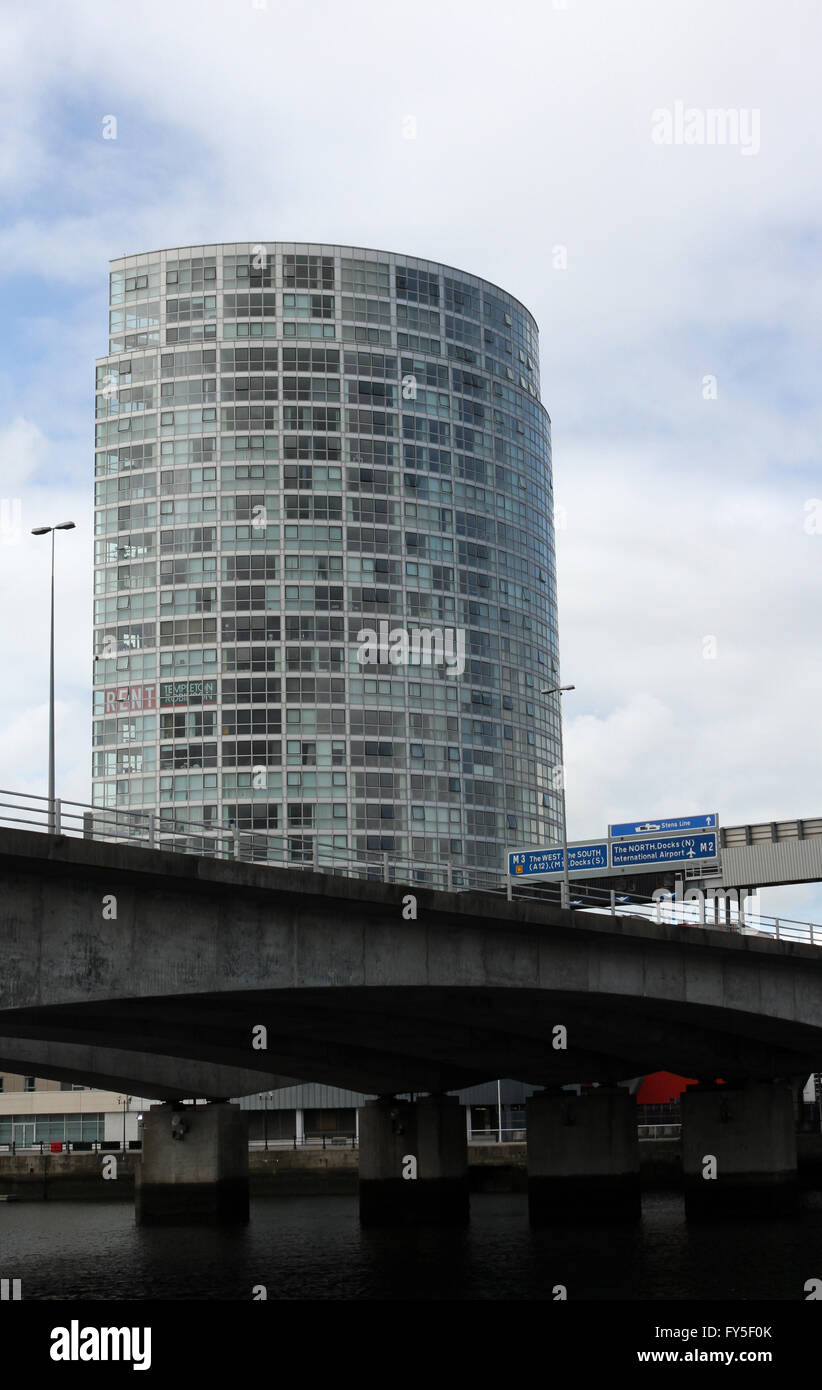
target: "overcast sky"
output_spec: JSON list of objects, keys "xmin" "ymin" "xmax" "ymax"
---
[{"xmin": 0, "ymin": 0, "xmax": 820, "ymax": 917}]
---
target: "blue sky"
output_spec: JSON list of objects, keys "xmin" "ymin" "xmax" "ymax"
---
[{"xmin": 0, "ymin": 0, "xmax": 820, "ymax": 920}]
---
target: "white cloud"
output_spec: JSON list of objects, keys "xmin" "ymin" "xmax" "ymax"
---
[{"xmin": 0, "ymin": 417, "xmax": 50, "ymax": 491}]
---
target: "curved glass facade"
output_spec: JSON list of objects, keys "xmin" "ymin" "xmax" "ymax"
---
[{"xmin": 92, "ymin": 243, "xmax": 561, "ymax": 874}]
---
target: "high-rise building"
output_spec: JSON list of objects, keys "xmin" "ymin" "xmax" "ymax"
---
[{"xmin": 92, "ymin": 243, "xmax": 560, "ymax": 875}]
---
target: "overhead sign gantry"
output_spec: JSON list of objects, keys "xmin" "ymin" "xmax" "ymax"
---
[{"xmin": 508, "ymin": 813, "xmax": 720, "ymax": 881}]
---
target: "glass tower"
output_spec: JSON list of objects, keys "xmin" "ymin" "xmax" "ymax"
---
[{"xmin": 92, "ymin": 243, "xmax": 561, "ymax": 876}]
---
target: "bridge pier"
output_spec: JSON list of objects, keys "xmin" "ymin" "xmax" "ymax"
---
[
  {"xmin": 681, "ymin": 1082, "xmax": 798, "ymax": 1218},
  {"xmin": 135, "ymin": 1101, "xmax": 249, "ymax": 1225},
  {"xmin": 526, "ymin": 1086, "xmax": 640, "ymax": 1225},
  {"xmin": 358, "ymin": 1094, "xmax": 469, "ymax": 1226}
]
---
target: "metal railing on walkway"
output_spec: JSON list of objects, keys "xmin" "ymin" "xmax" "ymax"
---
[
  {"xmin": 1, "ymin": 787, "xmax": 821, "ymax": 946},
  {"xmin": 638, "ymin": 1124, "xmax": 681, "ymax": 1140},
  {"xmin": 0, "ymin": 1140, "xmax": 142, "ymax": 1155},
  {"xmin": 466, "ymin": 1128, "xmax": 527, "ymax": 1143},
  {"xmin": 250, "ymin": 1136, "xmax": 358, "ymax": 1150}
]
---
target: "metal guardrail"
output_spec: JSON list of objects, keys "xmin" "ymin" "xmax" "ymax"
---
[
  {"xmin": 0, "ymin": 1140, "xmax": 142, "ymax": 1154},
  {"xmin": 250, "ymin": 1136, "xmax": 358, "ymax": 1150},
  {"xmin": 1, "ymin": 787, "xmax": 821, "ymax": 945},
  {"xmin": 638, "ymin": 1124, "xmax": 681, "ymax": 1140},
  {"xmin": 0, "ymin": 1137, "xmax": 357, "ymax": 1154},
  {"xmin": 0, "ymin": 1127, "xmax": 706, "ymax": 1151},
  {"xmin": 0, "ymin": 1136, "xmax": 528, "ymax": 1154},
  {"xmin": 467, "ymin": 1129, "xmax": 527, "ymax": 1143}
]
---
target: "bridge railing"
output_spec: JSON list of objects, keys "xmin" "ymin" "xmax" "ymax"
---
[
  {"xmin": 0, "ymin": 788, "xmax": 820, "ymax": 946},
  {"xmin": 489, "ymin": 876, "xmax": 822, "ymax": 946}
]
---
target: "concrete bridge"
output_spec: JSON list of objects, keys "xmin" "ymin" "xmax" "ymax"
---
[{"xmin": 1, "ymin": 827, "xmax": 818, "ymax": 1224}]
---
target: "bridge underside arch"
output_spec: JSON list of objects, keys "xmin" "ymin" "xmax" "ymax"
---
[{"xmin": 0, "ymin": 986, "xmax": 819, "ymax": 1097}]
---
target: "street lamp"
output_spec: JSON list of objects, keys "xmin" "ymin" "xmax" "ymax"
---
[
  {"xmin": 540, "ymin": 684, "xmax": 575, "ymax": 910},
  {"xmin": 118, "ymin": 1094, "xmax": 131, "ymax": 1151},
  {"xmin": 32, "ymin": 521, "xmax": 76, "ymax": 832}
]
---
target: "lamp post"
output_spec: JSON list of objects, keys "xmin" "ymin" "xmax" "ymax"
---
[
  {"xmin": 119, "ymin": 1094, "xmax": 131, "ymax": 1151},
  {"xmin": 540, "ymin": 684, "xmax": 575, "ymax": 910},
  {"xmin": 31, "ymin": 522, "xmax": 75, "ymax": 832}
]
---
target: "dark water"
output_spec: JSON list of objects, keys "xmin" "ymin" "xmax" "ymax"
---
[{"xmin": 3, "ymin": 1192, "xmax": 822, "ymax": 1300}]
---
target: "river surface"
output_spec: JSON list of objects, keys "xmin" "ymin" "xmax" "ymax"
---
[{"xmin": 3, "ymin": 1191, "xmax": 822, "ymax": 1300}]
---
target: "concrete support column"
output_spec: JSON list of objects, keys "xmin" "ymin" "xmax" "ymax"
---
[
  {"xmin": 526, "ymin": 1086, "xmax": 640, "ymax": 1225},
  {"xmin": 358, "ymin": 1094, "xmax": 469, "ymax": 1227},
  {"xmin": 681, "ymin": 1082, "xmax": 798, "ymax": 1218},
  {"xmin": 135, "ymin": 1101, "xmax": 249, "ymax": 1225}
]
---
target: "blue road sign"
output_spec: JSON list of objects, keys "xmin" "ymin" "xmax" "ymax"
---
[
  {"xmin": 610, "ymin": 831, "xmax": 718, "ymax": 868},
  {"xmin": 509, "ymin": 843, "xmax": 608, "ymax": 877},
  {"xmin": 609, "ymin": 813, "xmax": 718, "ymax": 838}
]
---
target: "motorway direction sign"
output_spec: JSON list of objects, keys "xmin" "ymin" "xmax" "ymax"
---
[
  {"xmin": 509, "ymin": 843, "xmax": 608, "ymax": 877},
  {"xmin": 509, "ymin": 826, "xmax": 721, "ymax": 880},
  {"xmin": 610, "ymin": 831, "xmax": 719, "ymax": 868},
  {"xmin": 609, "ymin": 813, "xmax": 719, "ymax": 838}
]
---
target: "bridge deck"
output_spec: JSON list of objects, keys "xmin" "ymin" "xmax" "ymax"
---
[{"xmin": 2, "ymin": 827, "xmax": 822, "ymax": 1099}]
